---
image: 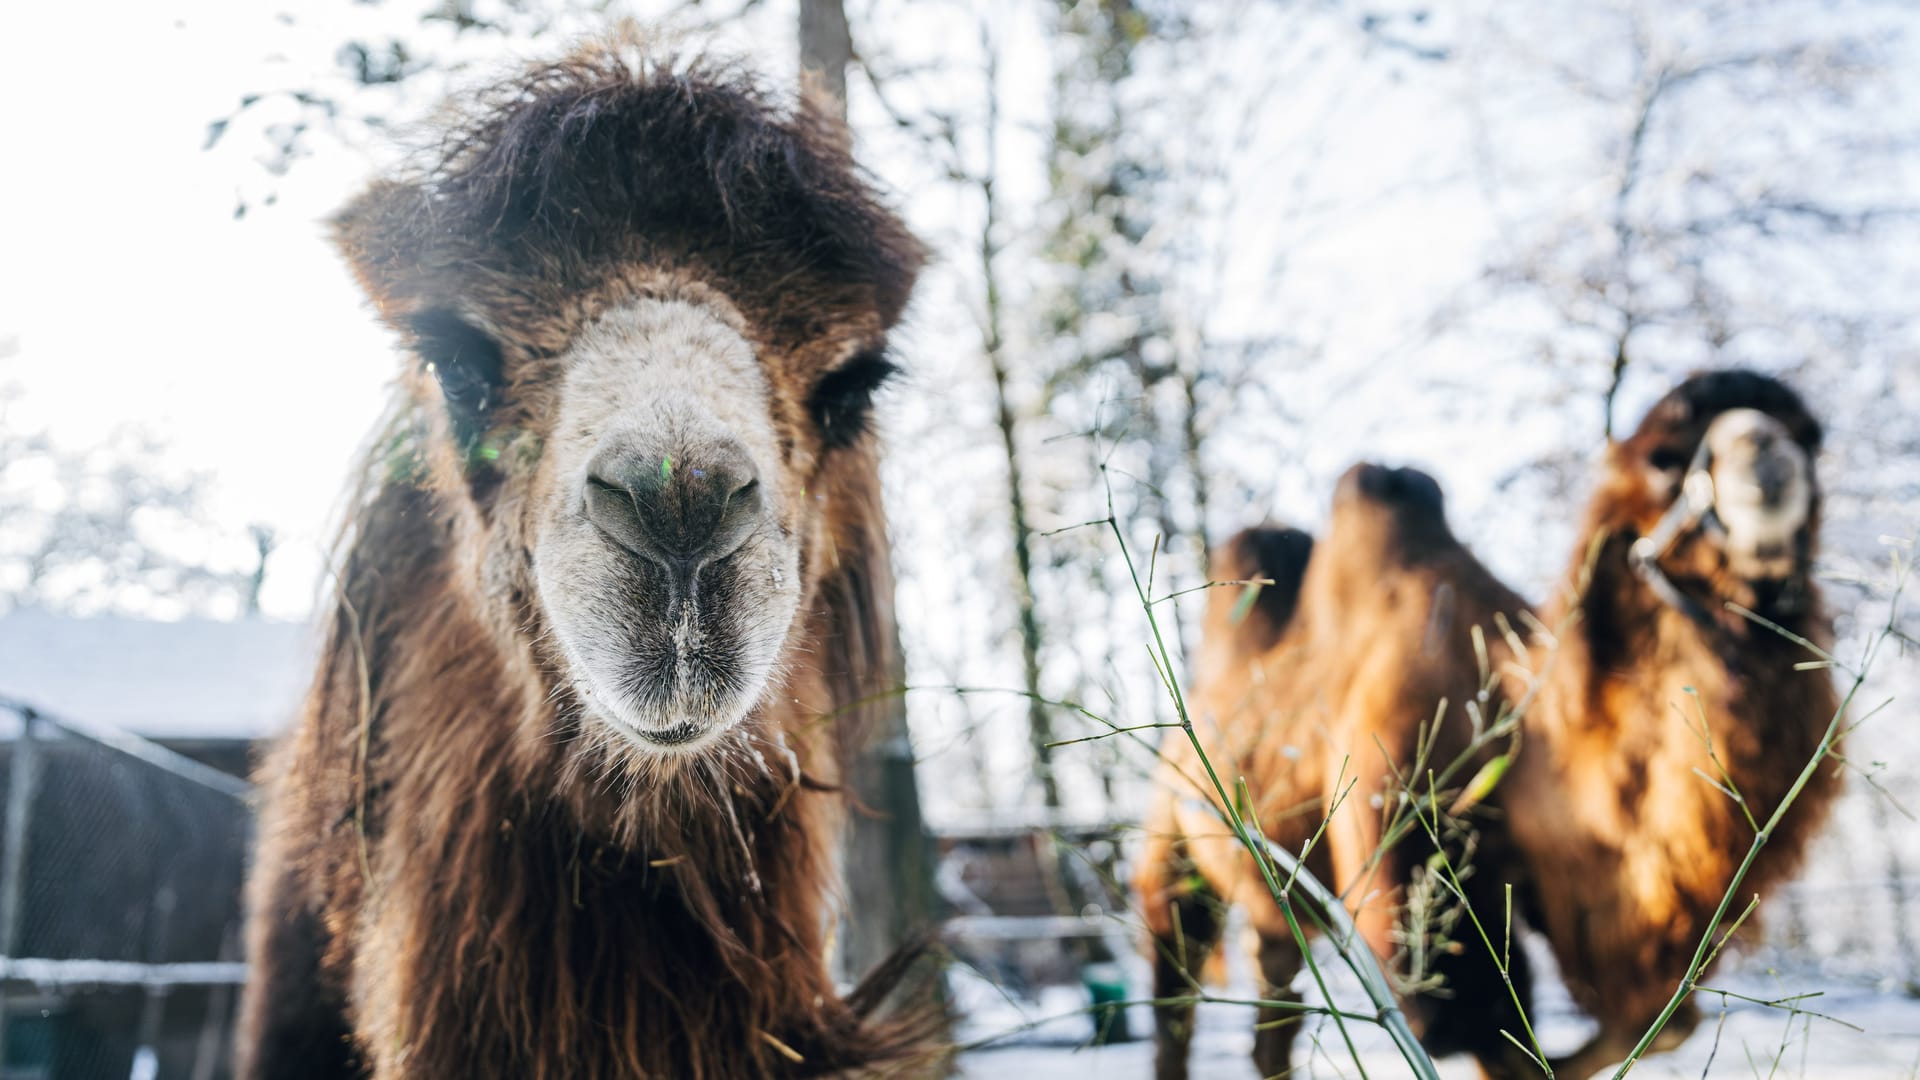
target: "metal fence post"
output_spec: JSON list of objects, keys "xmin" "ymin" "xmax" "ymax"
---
[{"xmin": 0, "ymin": 707, "xmax": 44, "ymax": 1069}]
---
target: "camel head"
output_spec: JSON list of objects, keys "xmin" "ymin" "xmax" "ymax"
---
[
  {"xmin": 331, "ymin": 38, "xmax": 922, "ymax": 763},
  {"xmin": 1608, "ymin": 369, "xmax": 1823, "ymax": 595}
]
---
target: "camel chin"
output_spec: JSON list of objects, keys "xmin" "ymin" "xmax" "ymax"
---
[{"xmin": 1703, "ymin": 407, "xmax": 1812, "ymax": 581}]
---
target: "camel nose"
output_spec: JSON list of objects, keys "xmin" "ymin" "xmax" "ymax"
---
[{"xmin": 583, "ymin": 440, "xmax": 763, "ymax": 571}]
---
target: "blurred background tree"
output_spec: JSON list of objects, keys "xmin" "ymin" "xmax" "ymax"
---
[{"xmin": 0, "ymin": 342, "xmax": 263, "ymax": 620}]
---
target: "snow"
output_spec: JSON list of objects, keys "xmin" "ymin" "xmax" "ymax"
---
[
  {"xmin": 952, "ymin": 949, "xmax": 1920, "ymax": 1078},
  {"xmin": 956, "ymin": 997, "xmax": 1920, "ymax": 1079}
]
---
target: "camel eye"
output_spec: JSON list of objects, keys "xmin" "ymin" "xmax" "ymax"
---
[
  {"xmin": 1647, "ymin": 446, "xmax": 1690, "ymax": 474},
  {"xmin": 409, "ymin": 309, "xmax": 504, "ymax": 450},
  {"xmin": 809, "ymin": 350, "xmax": 898, "ymax": 450}
]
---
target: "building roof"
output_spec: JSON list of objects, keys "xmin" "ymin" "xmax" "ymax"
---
[{"xmin": 0, "ymin": 609, "xmax": 313, "ymax": 739}]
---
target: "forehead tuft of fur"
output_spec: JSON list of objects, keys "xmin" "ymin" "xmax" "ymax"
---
[
  {"xmin": 1625, "ymin": 369, "xmax": 1823, "ymax": 457},
  {"xmin": 333, "ymin": 28, "xmax": 924, "ymax": 338}
]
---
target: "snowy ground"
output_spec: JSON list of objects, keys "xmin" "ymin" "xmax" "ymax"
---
[{"xmin": 951, "ymin": 945, "xmax": 1920, "ymax": 1078}]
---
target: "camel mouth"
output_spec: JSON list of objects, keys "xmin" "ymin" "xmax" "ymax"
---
[
  {"xmin": 564, "ymin": 643, "xmax": 775, "ymax": 758},
  {"xmin": 549, "ymin": 557, "xmax": 791, "ymax": 756},
  {"xmin": 627, "ymin": 720, "xmax": 715, "ymax": 750}
]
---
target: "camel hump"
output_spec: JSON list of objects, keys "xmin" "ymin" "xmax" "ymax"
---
[
  {"xmin": 1631, "ymin": 368, "xmax": 1824, "ymax": 455},
  {"xmin": 1323, "ymin": 462, "xmax": 1462, "ymax": 571},
  {"xmin": 1204, "ymin": 525, "xmax": 1315, "ymax": 654},
  {"xmin": 1335, "ymin": 462, "xmax": 1446, "ymax": 518}
]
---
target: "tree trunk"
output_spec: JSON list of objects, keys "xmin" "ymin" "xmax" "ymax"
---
[
  {"xmin": 799, "ymin": 0, "xmax": 852, "ymax": 115},
  {"xmin": 980, "ymin": 22, "xmax": 1115, "ymax": 967},
  {"xmin": 974, "ymin": 37, "xmax": 1061, "ymax": 815},
  {"xmin": 800, "ymin": 0, "xmax": 941, "ymax": 990},
  {"xmin": 838, "ymin": 554, "xmax": 941, "ymax": 989}
]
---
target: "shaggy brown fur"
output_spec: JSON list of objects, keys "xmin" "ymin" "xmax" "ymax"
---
[
  {"xmin": 234, "ymin": 33, "xmax": 942, "ymax": 1080},
  {"xmin": 1507, "ymin": 370, "xmax": 1839, "ymax": 1077},
  {"xmin": 1136, "ymin": 464, "xmax": 1539, "ymax": 1080}
]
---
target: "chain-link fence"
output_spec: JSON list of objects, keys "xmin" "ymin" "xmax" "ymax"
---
[{"xmin": 0, "ymin": 699, "xmax": 250, "ymax": 1080}]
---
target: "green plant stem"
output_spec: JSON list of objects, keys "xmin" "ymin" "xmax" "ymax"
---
[
  {"xmin": 1406, "ymin": 785, "xmax": 1551, "ymax": 1074},
  {"xmin": 1251, "ymin": 830, "xmax": 1441, "ymax": 1076}
]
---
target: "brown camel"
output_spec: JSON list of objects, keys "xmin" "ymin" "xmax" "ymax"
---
[
  {"xmin": 1509, "ymin": 369, "xmax": 1838, "ymax": 1077},
  {"xmin": 1139, "ymin": 368, "xmax": 1837, "ymax": 1080},
  {"xmin": 1136, "ymin": 463, "xmax": 1539, "ymax": 1080},
  {"xmin": 234, "ymin": 32, "xmax": 942, "ymax": 1080}
]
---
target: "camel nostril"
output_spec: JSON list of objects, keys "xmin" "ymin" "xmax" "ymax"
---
[
  {"xmin": 585, "ymin": 474, "xmax": 628, "ymax": 501},
  {"xmin": 726, "ymin": 476, "xmax": 761, "ymax": 512},
  {"xmin": 582, "ymin": 440, "xmax": 765, "ymax": 569},
  {"xmin": 706, "ymin": 472, "xmax": 764, "ymax": 562},
  {"xmin": 1748, "ymin": 451, "xmax": 1799, "ymax": 508},
  {"xmin": 583, "ymin": 473, "xmax": 650, "ymax": 559}
]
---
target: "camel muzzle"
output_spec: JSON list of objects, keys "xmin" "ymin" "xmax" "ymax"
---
[{"xmin": 1704, "ymin": 408, "xmax": 1812, "ymax": 579}]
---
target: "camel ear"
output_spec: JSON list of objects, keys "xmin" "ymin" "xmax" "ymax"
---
[{"xmin": 331, "ymin": 179, "xmax": 439, "ymax": 323}]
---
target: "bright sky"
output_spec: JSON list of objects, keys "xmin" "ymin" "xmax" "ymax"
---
[{"xmin": 0, "ymin": 2, "xmax": 404, "ymax": 618}]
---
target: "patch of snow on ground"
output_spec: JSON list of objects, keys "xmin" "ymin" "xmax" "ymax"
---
[{"xmin": 953, "ymin": 938, "xmax": 1920, "ymax": 1078}]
